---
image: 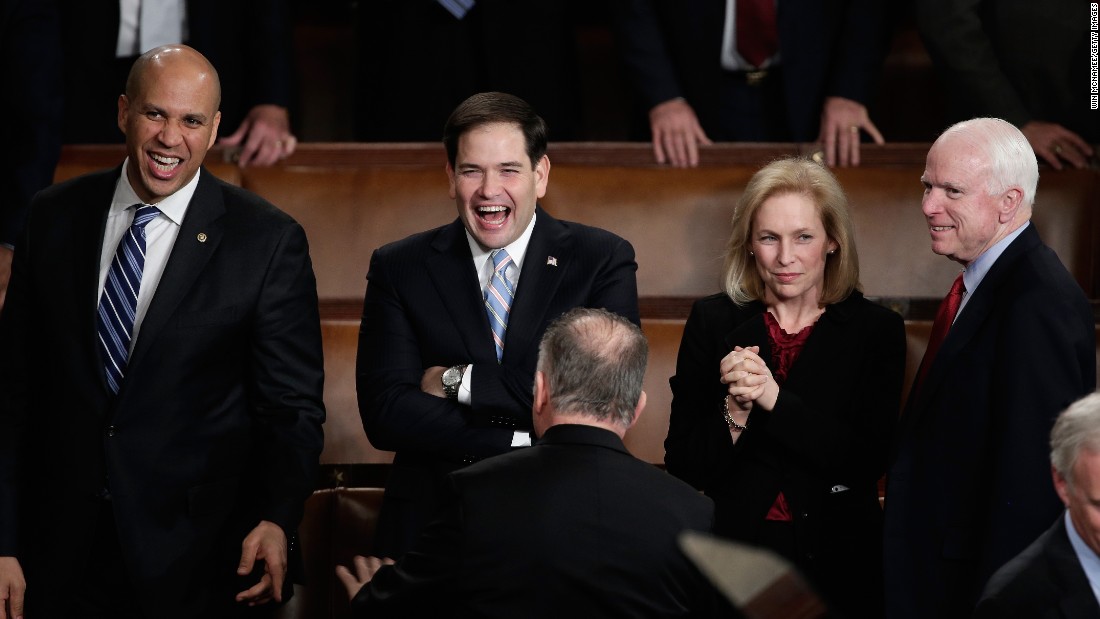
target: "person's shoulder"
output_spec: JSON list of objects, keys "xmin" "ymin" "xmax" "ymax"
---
[
  {"xmin": 687, "ymin": 292, "xmax": 753, "ymax": 326},
  {"xmin": 544, "ymin": 213, "xmax": 632, "ymax": 248},
  {"xmin": 837, "ymin": 291, "xmax": 905, "ymax": 327},
  {"xmin": 36, "ymin": 167, "xmax": 118, "ymax": 203},
  {"xmin": 978, "ymin": 523, "xmax": 1060, "ymax": 610},
  {"xmin": 993, "ymin": 238, "xmax": 1091, "ymax": 319},
  {"xmin": 209, "ymin": 172, "xmax": 297, "ymax": 226},
  {"xmin": 995, "ymin": 227, "xmax": 1083, "ymax": 294},
  {"xmin": 372, "ymin": 221, "xmax": 457, "ymax": 261}
]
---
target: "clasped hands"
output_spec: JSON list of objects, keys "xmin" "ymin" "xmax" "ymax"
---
[{"xmin": 720, "ymin": 345, "xmax": 779, "ymax": 412}]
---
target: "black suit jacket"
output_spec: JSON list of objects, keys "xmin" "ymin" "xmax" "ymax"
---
[
  {"xmin": 975, "ymin": 514, "xmax": 1100, "ymax": 619},
  {"xmin": 56, "ymin": 0, "xmax": 293, "ymax": 143},
  {"xmin": 884, "ymin": 224, "xmax": 1097, "ymax": 619},
  {"xmin": 356, "ymin": 208, "xmax": 639, "ymax": 556},
  {"xmin": 916, "ymin": 0, "xmax": 1098, "ymax": 142},
  {"xmin": 352, "ymin": 424, "xmax": 719, "ymax": 618},
  {"xmin": 0, "ymin": 167, "xmax": 325, "ymax": 617},
  {"xmin": 666, "ymin": 290, "xmax": 905, "ymax": 616},
  {"xmin": 609, "ymin": 0, "xmax": 891, "ymax": 141}
]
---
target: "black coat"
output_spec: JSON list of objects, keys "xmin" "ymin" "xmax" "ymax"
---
[
  {"xmin": 975, "ymin": 515, "xmax": 1100, "ymax": 619},
  {"xmin": 884, "ymin": 224, "xmax": 1096, "ymax": 619},
  {"xmin": 667, "ymin": 290, "xmax": 905, "ymax": 617},
  {"xmin": 353, "ymin": 424, "xmax": 720, "ymax": 618},
  {"xmin": 0, "ymin": 167, "xmax": 325, "ymax": 617}
]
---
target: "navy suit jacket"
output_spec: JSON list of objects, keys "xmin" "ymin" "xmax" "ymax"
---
[
  {"xmin": 609, "ymin": 0, "xmax": 891, "ymax": 141},
  {"xmin": 975, "ymin": 515, "xmax": 1100, "ymax": 619},
  {"xmin": 884, "ymin": 224, "xmax": 1096, "ymax": 619},
  {"xmin": 356, "ymin": 208, "xmax": 639, "ymax": 556},
  {"xmin": 351, "ymin": 424, "xmax": 719, "ymax": 618},
  {"xmin": 0, "ymin": 167, "xmax": 325, "ymax": 617}
]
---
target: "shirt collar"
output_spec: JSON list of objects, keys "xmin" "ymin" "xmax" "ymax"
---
[
  {"xmin": 466, "ymin": 210, "xmax": 538, "ymax": 274},
  {"xmin": 962, "ymin": 221, "xmax": 1029, "ymax": 296},
  {"xmin": 112, "ymin": 158, "xmax": 201, "ymax": 225},
  {"xmin": 1065, "ymin": 510, "xmax": 1100, "ymax": 603}
]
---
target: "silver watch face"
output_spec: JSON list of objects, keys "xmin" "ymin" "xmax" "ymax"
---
[{"xmin": 443, "ymin": 366, "xmax": 463, "ymax": 386}]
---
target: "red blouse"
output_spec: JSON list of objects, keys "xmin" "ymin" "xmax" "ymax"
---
[{"xmin": 762, "ymin": 311, "xmax": 815, "ymax": 522}]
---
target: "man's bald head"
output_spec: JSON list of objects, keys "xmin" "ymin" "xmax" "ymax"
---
[{"xmin": 125, "ymin": 45, "xmax": 222, "ymax": 111}]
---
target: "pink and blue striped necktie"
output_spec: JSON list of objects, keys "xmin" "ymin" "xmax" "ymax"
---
[
  {"xmin": 484, "ymin": 249, "xmax": 514, "ymax": 363},
  {"xmin": 97, "ymin": 204, "xmax": 160, "ymax": 394},
  {"xmin": 437, "ymin": 0, "xmax": 474, "ymax": 19}
]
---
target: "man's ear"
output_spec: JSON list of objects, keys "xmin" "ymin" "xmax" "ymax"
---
[
  {"xmin": 624, "ymin": 390, "xmax": 646, "ymax": 431},
  {"xmin": 445, "ymin": 163, "xmax": 457, "ymax": 199},
  {"xmin": 997, "ymin": 187, "xmax": 1024, "ymax": 224},
  {"xmin": 1052, "ymin": 464, "xmax": 1072, "ymax": 508},
  {"xmin": 533, "ymin": 371, "xmax": 548, "ymax": 417},
  {"xmin": 117, "ymin": 94, "xmax": 130, "ymax": 135}
]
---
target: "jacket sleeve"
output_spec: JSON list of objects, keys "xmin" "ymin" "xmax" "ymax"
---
[
  {"xmin": 666, "ymin": 299, "xmax": 739, "ymax": 491},
  {"xmin": 248, "ymin": 221, "xmax": 326, "ymax": 532},
  {"xmin": 356, "ymin": 249, "xmax": 514, "ymax": 461}
]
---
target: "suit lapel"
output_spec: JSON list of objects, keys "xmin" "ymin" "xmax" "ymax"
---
[
  {"xmin": 77, "ymin": 168, "xmax": 127, "ymax": 395},
  {"xmin": 781, "ymin": 295, "xmax": 857, "ymax": 391},
  {"xmin": 1047, "ymin": 517, "xmax": 1100, "ymax": 619},
  {"xmin": 128, "ymin": 169, "xmax": 225, "ymax": 369},
  {"xmin": 506, "ymin": 209, "xmax": 570, "ymax": 363},
  {"xmin": 426, "ymin": 220, "xmax": 497, "ymax": 361},
  {"xmin": 912, "ymin": 225, "xmax": 1042, "ymax": 409}
]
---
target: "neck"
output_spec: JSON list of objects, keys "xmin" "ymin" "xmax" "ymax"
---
[
  {"xmin": 545, "ymin": 414, "xmax": 627, "ymax": 439},
  {"xmin": 765, "ymin": 299, "xmax": 825, "ymax": 333}
]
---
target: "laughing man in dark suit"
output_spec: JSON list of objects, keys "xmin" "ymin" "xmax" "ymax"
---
[
  {"xmin": 0, "ymin": 45, "xmax": 324, "ymax": 618},
  {"xmin": 356, "ymin": 92, "xmax": 640, "ymax": 559}
]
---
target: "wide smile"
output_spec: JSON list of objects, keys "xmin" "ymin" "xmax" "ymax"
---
[
  {"xmin": 475, "ymin": 204, "xmax": 511, "ymax": 228},
  {"xmin": 147, "ymin": 152, "xmax": 182, "ymax": 180},
  {"xmin": 929, "ymin": 224, "xmax": 956, "ymax": 234}
]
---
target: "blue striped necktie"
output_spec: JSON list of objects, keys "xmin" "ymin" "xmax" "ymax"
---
[
  {"xmin": 437, "ymin": 0, "xmax": 474, "ymax": 19},
  {"xmin": 97, "ymin": 204, "xmax": 161, "ymax": 394},
  {"xmin": 484, "ymin": 249, "xmax": 514, "ymax": 363}
]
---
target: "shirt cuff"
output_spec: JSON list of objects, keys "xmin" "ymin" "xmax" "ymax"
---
[{"xmin": 457, "ymin": 365, "xmax": 473, "ymax": 406}]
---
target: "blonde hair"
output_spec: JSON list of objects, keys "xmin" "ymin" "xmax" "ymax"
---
[{"xmin": 723, "ymin": 158, "xmax": 860, "ymax": 305}]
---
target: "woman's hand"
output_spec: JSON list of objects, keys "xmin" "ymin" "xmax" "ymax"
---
[{"xmin": 721, "ymin": 346, "xmax": 779, "ymax": 410}]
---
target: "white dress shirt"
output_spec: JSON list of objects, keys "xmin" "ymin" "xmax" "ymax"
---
[
  {"xmin": 98, "ymin": 161, "xmax": 198, "ymax": 351},
  {"xmin": 116, "ymin": 0, "xmax": 188, "ymax": 57},
  {"xmin": 461, "ymin": 212, "xmax": 538, "ymax": 447}
]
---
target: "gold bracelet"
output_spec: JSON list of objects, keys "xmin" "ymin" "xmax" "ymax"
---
[{"xmin": 722, "ymin": 395, "xmax": 748, "ymax": 432}]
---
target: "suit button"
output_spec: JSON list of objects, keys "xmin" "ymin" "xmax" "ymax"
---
[{"xmin": 106, "ymin": 425, "xmax": 116, "ymax": 437}]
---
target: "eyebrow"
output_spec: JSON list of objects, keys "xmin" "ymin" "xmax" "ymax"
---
[{"xmin": 456, "ymin": 161, "xmax": 527, "ymax": 171}]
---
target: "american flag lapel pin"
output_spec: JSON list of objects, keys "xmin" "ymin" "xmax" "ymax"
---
[{"xmin": 546, "ymin": 256, "xmax": 558, "ymax": 267}]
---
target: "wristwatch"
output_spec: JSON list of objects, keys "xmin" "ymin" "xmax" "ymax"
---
[{"xmin": 442, "ymin": 364, "xmax": 468, "ymax": 399}]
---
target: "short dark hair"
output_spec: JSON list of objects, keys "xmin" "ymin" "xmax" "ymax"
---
[
  {"xmin": 442, "ymin": 92, "xmax": 548, "ymax": 168},
  {"xmin": 536, "ymin": 308, "xmax": 648, "ymax": 428}
]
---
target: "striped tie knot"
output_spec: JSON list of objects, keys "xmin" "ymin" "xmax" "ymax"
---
[
  {"xmin": 97, "ymin": 203, "xmax": 161, "ymax": 394},
  {"xmin": 485, "ymin": 248, "xmax": 514, "ymax": 363},
  {"xmin": 437, "ymin": 0, "xmax": 475, "ymax": 19}
]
